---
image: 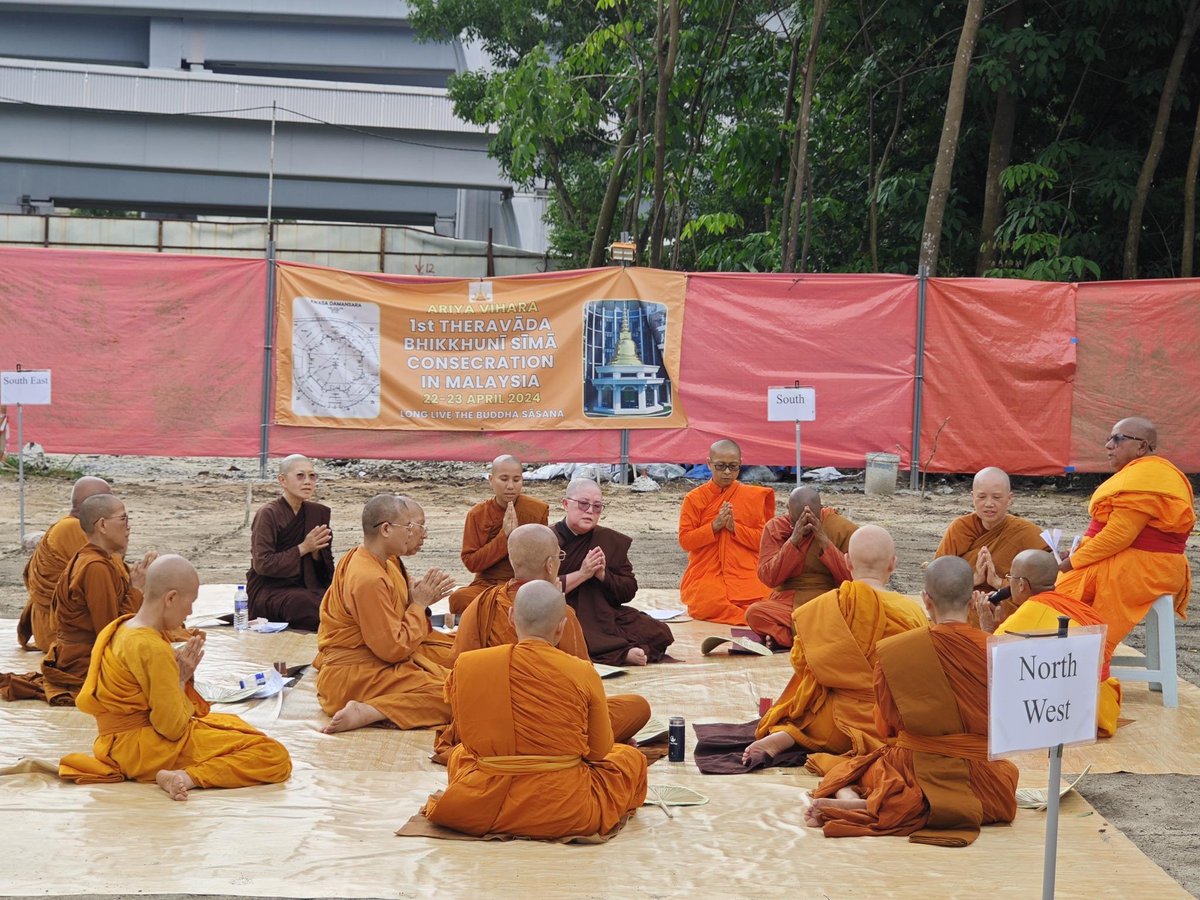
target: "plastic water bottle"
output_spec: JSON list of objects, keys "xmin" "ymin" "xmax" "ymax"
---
[{"xmin": 233, "ymin": 585, "xmax": 249, "ymax": 633}]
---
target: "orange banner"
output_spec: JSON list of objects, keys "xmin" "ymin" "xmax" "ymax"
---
[{"xmin": 274, "ymin": 265, "xmax": 688, "ymax": 430}]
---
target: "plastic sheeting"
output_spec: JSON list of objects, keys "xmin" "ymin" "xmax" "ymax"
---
[{"xmin": 0, "ymin": 585, "xmax": 1194, "ymax": 898}]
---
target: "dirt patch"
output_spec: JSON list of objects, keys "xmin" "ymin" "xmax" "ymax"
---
[{"xmin": 1, "ymin": 455, "xmax": 1197, "ymax": 894}]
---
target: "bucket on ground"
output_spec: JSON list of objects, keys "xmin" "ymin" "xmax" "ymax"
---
[{"xmin": 864, "ymin": 452, "xmax": 900, "ymax": 496}]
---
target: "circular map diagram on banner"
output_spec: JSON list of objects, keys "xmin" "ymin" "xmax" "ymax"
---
[{"xmin": 291, "ymin": 296, "xmax": 381, "ymax": 419}]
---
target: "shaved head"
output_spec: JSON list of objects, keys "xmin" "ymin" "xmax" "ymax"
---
[
  {"xmin": 508, "ymin": 523, "xmax": 561, "ymax": 580},
  {"xmin": 69, "ymin": 477, "xmax": 112, "ymax": 516},
  {"xmin": 846, "ymin": 524, "xmax": 895, "ymax": 579},
  {"xmin": 1116, "ymin": 416, "xmax": 1157, "ymax": 449},
  {"xmin": 565, "ymin": 478, "xmax": 600, "ymax": 499},
  {"xmin": 1011, "ymin": 548, "xmax": 1058, "ymax": 593},
  {"xmin": 79, "ymin": 494, "xmax": 122, "ymax": 534},
  {"xmin": 513, "ymin": 580, "xmax": 567, "ymax": 641},
  {"xmin": 972, "ymin": 467, "xmax": 1011, "ymax": 492},
  {"xmin": 708, "ymin": 438, "xmax": 743, "ymax": 488},
  {"xmin": 490, "ymin": 454, "xmax": 521, "ymax": 474},
  {"xmin": 144, "ymin": 554, "xmax": 200, "ymax": 604},
  {"xmin": 488, "ymin": 454, "xmax": 524, "ymax": 505},
  {"xmin": 361, "ymin": 493, "xmax": 405, "ymax": 536},
  {"xmin": 709, "ymin": 439, "xmax": 741, "ymax": 458},
  {"xmin": 279, "ymin": 454, "xmax": 312, "ymax": 476},
  {"xmin": 924, "ymin": 556, "xmax": 974, "ymax": 615},
  {"xmin": 787, "ymin": 486, "xmax": 821, "ymax": 521}
]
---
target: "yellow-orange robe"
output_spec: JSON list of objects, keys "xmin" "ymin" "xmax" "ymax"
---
[
  {"xmin": 59, "ymin": 615, "xmax": 291, "ymax": 789},
  {"xmin": 745, "ymin": 509, "xmax": 856, "ymax": 646},
  {"xmin": 678, "ymin": 480, "xmax": 775, "ymax": 624},
  {"xmin": 756, "ymin": 581, "xmax": 928, "ymax": 772},
  {"xmin": 812, "ymin": 623, "xmax": 1018, "ymax": 846},
  {"xmin": 936, "ymin": 512, "xmax": 1046, "ymax": 591},
  {"xmin": 18, "ymin": 515, "xmax": 89, "ymax": 651},
  {"xmin": 316, "ymin": 545, "xmax": 455, "ymax": 729},
  {"xmin": 440, "ymin": 579, "xmax": 649, "ymax": 756},
  {"xmin": 422, "ymin": 640, "xmax": 648, "ymax": 838},
  {"xmin": 995, "ymin": 590, "xmax": 1121, "ymax": 738},
  {"xmin": 448, "ymin": 494, "xmax": 549, "ymax": 615},
  {"xmin": 1056, "ymin": 455, "xmax": 1194, "ymax": 656},
  {"xmin": 41, "ymin": 544, "xmax": 143, "ymax": 705}
]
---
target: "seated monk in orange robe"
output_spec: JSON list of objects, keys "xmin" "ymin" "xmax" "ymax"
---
[
  {"xmin": 806, "ymin": 556, "xmax": 1018, "ymax": 846},
  {"xmin": 678, "ymin": 439, "xmax": 775, "ymax": 624},
  {"xmin": 439, "ymin": 524, "xmax": 649, "ymax": 758},
  {"xmin": 448, "ymin": 455, "xmax": 549, "ymax": 616},
  {"xmin": 743, "ymin": 525, "xmax": 928, "ymax": 772},
  {"xmin": 936, "ymin": 467, "xmax": 1048, "ymax": 627},
  {"xmin": 746, "ymin": 486, "xmax": 856, "ymax": 649},
  {"xmin": 316, "ymin": 493, "xmax": 457, "ymax": 733},
  {"xmin": 977, "ymin": 549, "xmax": 1121, "ymax": 738},
  {"xmin": 1056, "ymin": 417, "xmax": 1195, "ymax": 659},
  {"xmin": 1, "ymin": 494, "xmax": 156, "ymax": 705},
  {"xmin": 59, "ymin": 555, "xmax": 290, "ymax": 801},
  {"xmin": 421, "ymin": 582, "xmax": 648, "ymax": 839},
  {"xmin": 18, "ymin": 476, "xmax": 112, "ymax": 651}
]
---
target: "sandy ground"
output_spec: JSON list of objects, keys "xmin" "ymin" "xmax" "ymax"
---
[{"xmin": 1, "ymin": 454, "xmax": 1198, "ymax": 898}]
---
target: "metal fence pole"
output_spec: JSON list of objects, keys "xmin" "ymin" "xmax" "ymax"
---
[{"xmin": 909, "ymin": 265, "xmax": 929, "ymax": 489}]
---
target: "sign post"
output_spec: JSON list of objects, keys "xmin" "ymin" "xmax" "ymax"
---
[
  {"xmin": 988, "ymin": 620, "xmax": 1104, "ymax": 900},
  {"xmin": 767, "ymin": 383, "xmax": 816, "ymax": 485},
  {"xmin": 1, "ymin": 366, "xmax": 52, "ymax": 545}
]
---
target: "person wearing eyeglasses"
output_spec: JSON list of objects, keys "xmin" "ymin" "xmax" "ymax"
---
[
  {"xmin": 245, "ymin": 454, "xmax": 334, "ymax": 632},
  {"xmin": 981, "ymin": 549, "xmax": 1121, "ymax": 738},
  {"xmin": 16, "ymin": 475, "xmax": 112, "ymax": 653},
  {"xmin": 1055, "ymin": 416, "xmax": 1194, "ymax": 661},
  {"xmin": 805, "ymin": 556, "xmax": 1018, "ymax": 845},
  {"xmin": 316, "ymin": 493, "xmax": 457, "ymax": 734},
  {"xmin": 435, "ymin": 522, "xmax": 649, "ymax": 762},
  {"xmin": 552, "ymin": 478, "xmax": 674, "ymax": 666},
  {"xmin": 447, "ymin": 455, "xmax": 549, "ymax": 616},
  {"xmin": 2, "ymin": 493, "xmax": 159, "ymax": 706},
  {"xmin": 678, "ymin": 439, "xmax": 776, "ymax": 624},
  {"xmin": 934, "ymin": 467, "xmax": 1048, "ymax": 603}
]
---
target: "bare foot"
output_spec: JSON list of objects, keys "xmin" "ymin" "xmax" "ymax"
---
[
  {"xmin": 741, "ymin": 731, "xmax": 796, "ymax": 767},
  {"xmin": 805, "ymin": 794, "xmax": 868, "ymax": 826},
  {"xmin": 323, "ymin": 700, "xmax": 387, "ymax": 734},
  {"xmin": 156, "ymin": 769, "xmax": 195, "ymax": 801},
  {"xmin": 622, "ymin": 647, "xmax": 648, "ymax": 666}
]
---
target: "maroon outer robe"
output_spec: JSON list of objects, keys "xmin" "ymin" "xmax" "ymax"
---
[
  {"xmin": 246, "ymin": 497, "xmax": 334, "ymax": 631},
  {"xmin": 553, "ymin": 521, "xmax": 673, "ymax": 666}
]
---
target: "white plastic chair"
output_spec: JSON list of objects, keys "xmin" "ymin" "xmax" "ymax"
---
[{"xmin": 1110, "ymin": 594, "xmax": 1178, "ymax": 708}]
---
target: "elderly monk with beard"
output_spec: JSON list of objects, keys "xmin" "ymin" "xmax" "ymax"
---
[
  {"xmin": 678, "ymin": 439, "xmax": 775, "ymax": 624},
  {"xmin": 553, "ymin": 478, "xmax": 673, "ymax": 666}
]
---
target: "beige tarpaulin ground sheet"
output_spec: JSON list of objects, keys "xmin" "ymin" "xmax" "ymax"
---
[{"xmin": 0, "ymin": 585, "xmax": 1191, "ymax": 898}]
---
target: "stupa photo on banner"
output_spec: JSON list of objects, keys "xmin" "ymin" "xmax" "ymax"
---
[{"xmin": 583, "ymin": 299, "xmax": 673, "ymax": 418}]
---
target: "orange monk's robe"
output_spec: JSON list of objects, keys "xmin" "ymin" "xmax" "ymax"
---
[
  {"xmin": 678, "ymin": 480, "xmax": 776, "ymax": 624},
  {"xmin": 422, "ymin": 641, "xmax": 648, "ymax": 838},
  {"xmin": 18, "ymin": 515, "xmax": 89, "ymax": 651},
  {"xmin": 448, "ymin": 495, "xmax": 549, "ymax": 615},
  {"xmin": 812, "ymin": 624, "xmax": 1018, "ymax": 846},
  {"xmin": 316, "ymin": 546, "xmax": 455, "ymax": 729},
  {"xmin": 756, "ymin": 580, "xmax": 928, "ymax": 773},
  {"xmin": 39, "ymin": 544, "xmax": 143, "ymax": 705},
  {"xmin": 936, "ymin": 513, "xmax": 1048, "ymax": 626},
  {"xmin": 59, "ymin": 615, "xmax": 291, "ymax": 789},
  {"xmin": 1056, "ymin": 455, "xmax": 1195, "ymax": 657},
  {"xmin": 745, "ymin": 510, "xmax": 856, "ymax": 647},
  {"xmin": 437, "ymin": 579, "xmax": 648, "ymax": 759},
  {"xmin": 995, "ymin": 590, "xmax": 1121, "ymax": 738}
]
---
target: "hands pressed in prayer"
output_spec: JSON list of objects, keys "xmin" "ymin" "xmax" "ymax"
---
[
  {"xmin": 411, "ymin": 567, "xmax": 456, "ymax": 609},
  {"xmin": 799, "ymin": 508, "xmax": 830, "ymax": 551},
  {"xmin": 175, "ymin": 634, "xmax": 205, "ymax": 686},
  {"xmin": 970, "ymin": 590, "xmax": 999, "ymax": 633},
  {"xmin": 579, "ymin": 546, "xmax": 607, "ymax": 582},
  {"xmin": 502, "ymin": 501, "xmax": 519, "ymax": 536},
  {"xmin": 712, "ymin": 501, "xmax": 736, "ymax": 533},
  {"xmin": 299, "ymin": 523, "xmax": 332, "ymax": 556},
  {"xmin": 128, "ymin": 551, "xmax": 158, "ymax": 591},
  {"xmin": 974, "ymin": 546, "xmax": 1001, "ymax": 590}
]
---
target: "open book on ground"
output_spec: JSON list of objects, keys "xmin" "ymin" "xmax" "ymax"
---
[
  {"xmin": 594, "ymin": 663, "xmax": 626, "ymax": 678},
  {"xmin": 633, "ymin": 716, "xmax": 669, "ymax": 744},
  {"xmin": 1015, "ymin": 765, "xmax": 1092, "ymax": 810},
  {"xmin": 644, "ymin": 609, "xmax": 693, "ymax": 623},
  {"xmin": 700, "ymin": 629, "xmax": 772, "ymax": 658}
]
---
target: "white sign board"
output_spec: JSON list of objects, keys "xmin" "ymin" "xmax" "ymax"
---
[
  {"xmin": 767, "ymin": 386, "xmax": 816, "ymax": 422},
  {"xmin": 1, "ymin": 370, "xmax": 51, "ymax": 405},
  {"xmin": 988, "ymin": 627, "xmax": 1105, "ymax": 757}
]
